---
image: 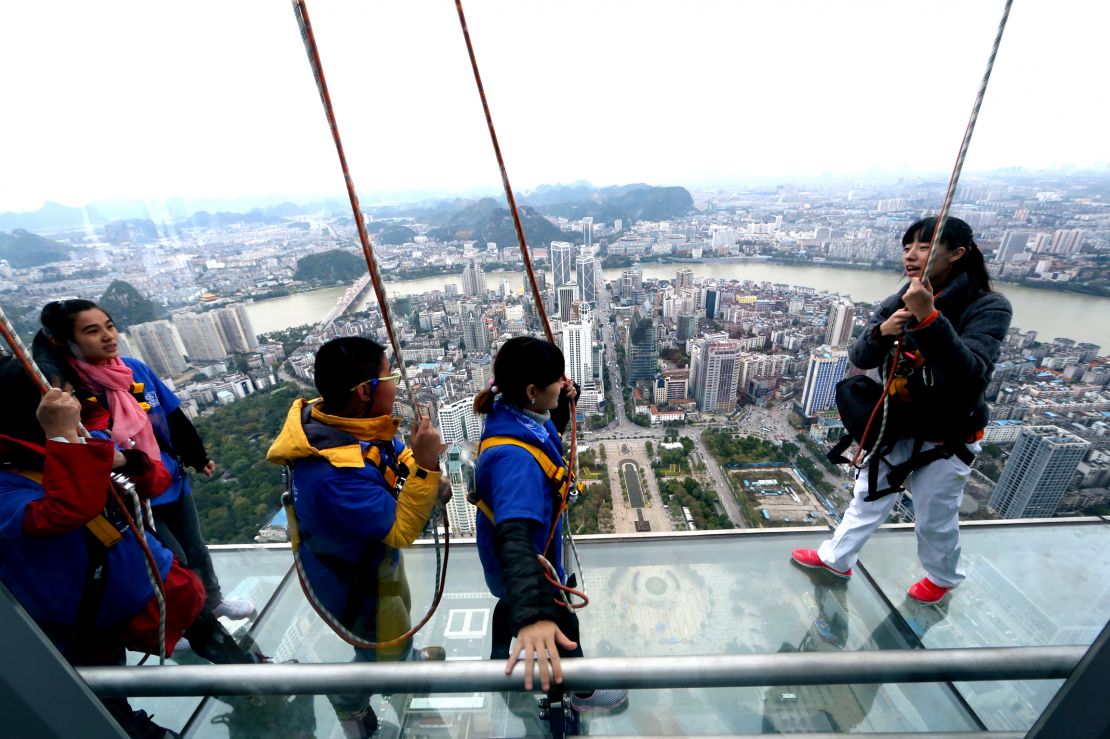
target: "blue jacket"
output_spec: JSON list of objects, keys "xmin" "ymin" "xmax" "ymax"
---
[
  {"xmin": 0, "ymin": 440, "xmax": 173, "ymax": 639},
  {"xmin": 267, "ymin": 399, "xmax": 441, "ymax": 658},
  {"xmin": 475, "ymin": 401, "xmax": 566, "ymax": 600}
]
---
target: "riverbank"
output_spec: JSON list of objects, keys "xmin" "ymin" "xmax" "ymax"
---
[{"xmin": 244, "ymin": 258, "xmax": 1110, "ymax": 348}]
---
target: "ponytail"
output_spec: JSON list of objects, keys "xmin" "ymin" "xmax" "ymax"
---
[{"xmin": 473, "ymin": 388, "xmax": 496, "ymax": 415}]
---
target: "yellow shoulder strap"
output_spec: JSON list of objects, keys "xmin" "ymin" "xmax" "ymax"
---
[
  {"xmin": 8, "ymin": 468, "xmax": 122, "ymax": 547},
  {"xmin": 473, "ymin": 436, "xmax": 569, "ymax": 525},
  {"xmin": 478, "ymin": 436, "xmax": 566, "ymax": 483}
]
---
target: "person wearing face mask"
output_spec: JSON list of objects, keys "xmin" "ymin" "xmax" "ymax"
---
[
  {"xmin": 791, "ymin": 217, "xmax": 1012, "ymax": 604},
  {"xmin": 33, "ymin": 300, "xmax": 259, "ymax": 660},
  {"xmin": 267, "ymin": 336, "xmax": 447, "ymax": 739},
  {"xmin": 472, "ymin": 335, "xmax": 626, "ymax": 712}
]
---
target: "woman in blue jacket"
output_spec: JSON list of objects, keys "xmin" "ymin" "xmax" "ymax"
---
[
  {"xmin": 473, "ymin": 336, "xmax": 625, "ymax": 711},
  {"xmin": 34, "ymin": 300, "xmax": 258, "ymax": 663}
]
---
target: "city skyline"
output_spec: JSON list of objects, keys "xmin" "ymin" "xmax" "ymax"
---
[{"xmin": 3, "ymin": 1, "xmax": 1109, "ymax": 212}]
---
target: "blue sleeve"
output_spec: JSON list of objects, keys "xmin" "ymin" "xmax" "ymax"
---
[
  {"xmin": 0, "ymin": 477, "xmax": 37, "ymax": 539},
  {"xmin": 123, "ymin": 358, "xmax": 180, "ymax": 415},
  {"xmin": 481, "ymin": 447, "xmax": 550, "ymax": 527}
]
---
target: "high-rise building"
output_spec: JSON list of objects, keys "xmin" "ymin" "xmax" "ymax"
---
[
  {"xmin": 625, "ymin": 306, "xmax": 657, "ymax": 387},
  {"xmin": 557, "ymin": 283, "xmax": 578, "ymax": 322},
  {"xmin": 461, "ymin": 307, "xmax": 489, "ymax": 354},
  {"xmin": 173, "ymin": 311, "xmax": 228, "ymax": 362},
  {"xmin": 562, "ymin": 310, "xmax": 593, "ymax": 386},
  {"xmin": 576, "ymin": 253, "xmax": 601, "ymax": 307},
  {"xmin": 825, "ymin": 300, "xmax": 855, "ymax": 348},
  {"xmin": 461, "ymin": 258, "xmax": 487, "ymax": 297},
  {"xmin": 675, "ymin": 268, "xmax": 694, "ymax": 290},
  {"xmin": 995, "ymin": 230, "xmax": 1030, "ymax": 263},
  {"xmin": 116, "ymin": 331, "xmax": 144, "ymax": 364},
  {"xmin": 800, "ymin": 347, "xmax": 849, "ymax": 417},
  {"xmin": 437, "ymin": 396, "xmax": 482, "ymax": 445},
  {"xmin": 703, "ymin": 287, "xmax": 719, "ymax": 320},
  {"xmin": 549, "ymin": 241, "xmax": 575, "ymax": 297},
  {"xmin": 690, "ymin": 338, "xmax": 741, "ymax": 413},
  {"xmin": 130, "ymin": 319, "xmax": 188, "ymax": 378},
  {"xmin": 581, "ymin": 217, "xmax": 593, "ymax": 248},
  {"xmin": 989, "ymin": 426, "xmax": 1089, "ymax": 519},
  {"xmin": 676, "ymin": 314, "xmax": 699, "ymax": 342},
  {"xmin": 214, "ymin": 303, "xmax": 258, "ymax": 353},
  {"xmin": 443, "ymin": 446, "xmax": 477, "ymax": 536},
  {"xmin": 1050, "ymin": 228, "xmax": 1085, "ymax": 255}
]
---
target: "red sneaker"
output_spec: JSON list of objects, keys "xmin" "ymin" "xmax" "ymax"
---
[
  {"xmin": 790, "ymin": 548, "xmax": 852, "ymax": 578},
  {"xmin": 907, "ymin": 577, "xmax": 951, "ymax": 604}
]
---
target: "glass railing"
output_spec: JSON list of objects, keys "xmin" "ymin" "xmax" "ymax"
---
[{"xmin": 98, "ymin": 518, "xmax": 1110, "ymax": 737}]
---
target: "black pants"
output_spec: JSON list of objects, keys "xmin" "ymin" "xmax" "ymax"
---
[
  {"xmin": 490, "ymin": 600, "xmax": 584, "ymax": 660},
  {"xmin": 152, "ymin": 493, "xmax": 222, "ymax": 611}
]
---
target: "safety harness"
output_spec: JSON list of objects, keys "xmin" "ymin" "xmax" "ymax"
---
[
  {"xmin": 8, "ymin": 465, "xmax": 125, "ymax": 647},
  {"xmin": 471, "ymin": 436, "xmax": 575, "ymax": 526},
  {"xmin": 281, "ymin": 403, "xmax": 423, "ymax": 642},
  {"xmin": 470, "ymin": 436, "xmax": 587, "ymax": 609},
  {"xmin": 828, "ymin": 345, "xmax": 979, "ymax": 502}
]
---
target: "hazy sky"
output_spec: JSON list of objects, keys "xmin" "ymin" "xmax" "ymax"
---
[{"xmin": 2, "ymin": 1, "xmax": 1108, "ymax": 212}]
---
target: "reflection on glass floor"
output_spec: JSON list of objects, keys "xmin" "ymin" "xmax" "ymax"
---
[{"xmin": 122, "ymin": 520, "xmax": 1110, "ymax": 737}]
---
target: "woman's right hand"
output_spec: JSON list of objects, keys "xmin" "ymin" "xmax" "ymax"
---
[
  {"xmin": 36, "ymin": 388, "xmax": 82, "ymax": 442},
  {"xmin": 879, "ymin": 308, "xmax": 914, "ymax": 337},
  {"xmin": 506, "ymin": 619, "xmax": 578, "ymax": 691}
]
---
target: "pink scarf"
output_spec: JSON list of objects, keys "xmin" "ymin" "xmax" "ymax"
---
[{"xmin": 69, "ymin": 357, "xmax": 162, "ymax": 464}]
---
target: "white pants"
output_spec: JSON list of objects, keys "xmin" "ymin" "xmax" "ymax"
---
[{"xmin": 817, "ymin": 438, "xmax": 979, "ymax": 589}]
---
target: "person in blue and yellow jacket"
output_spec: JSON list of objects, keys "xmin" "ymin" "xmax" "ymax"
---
[
  {"xmin": 267, "ymin": 336, "xmax": 446, "ymax": 739},
  {"xmin": 0, "ymin": 356, "xmax": 205, "ymax": 739},
  {"xmin": 473, "ymin": 336, "xmax": 626, "ymax": 712}
]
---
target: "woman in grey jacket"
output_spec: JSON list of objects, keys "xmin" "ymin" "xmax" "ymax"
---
[{"xmin": 792, "ymin": 216, "xmax": 1012, "ymax": 603}]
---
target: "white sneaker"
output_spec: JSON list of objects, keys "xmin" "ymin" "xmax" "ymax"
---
[
  {"xmin": 213, "ymin": 598, "xmax": 256, "ymax": 620},
  {"xmin": 571, "ymin": 688, "xmax": 628, "ymax": 712}
]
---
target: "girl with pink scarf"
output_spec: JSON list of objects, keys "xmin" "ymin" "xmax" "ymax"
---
[{"xmin": 34, "ymin": 300, "xmax": 257, "ymax": 629}]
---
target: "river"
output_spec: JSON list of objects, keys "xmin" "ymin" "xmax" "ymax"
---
[{"xmin": 244, "ymin": 261, "xmax": 1110, "ymax": 349}]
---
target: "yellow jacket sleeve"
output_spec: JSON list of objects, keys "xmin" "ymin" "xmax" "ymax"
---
[{"xmin": 383, "ymin": 451, "xmax": 441, "ymax": 549}]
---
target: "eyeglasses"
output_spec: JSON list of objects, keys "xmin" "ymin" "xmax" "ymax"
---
[{"xmin": 350, "ymin": 369, "xmax": 402, "ymax": 392}]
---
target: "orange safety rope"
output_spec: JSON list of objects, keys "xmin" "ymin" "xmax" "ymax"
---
[
  {"xmin": 852, "ymin": 0, "xmax": 1013, "ymax": 465},
  {"xmin": 455, "ymin": 0, "xmax": 584, "ymax": 610},
  {"xmin": 453, "ymin": 0, "xmax": 555, "ymax": 345},
  {"xmin": 287, "ymin": 0, "xmax": 448, "ymax": 649},
  {"xmin": 291, "ymin": 0, "xmax": 420, "ymax": 422},
  {"xmin": 922, "ymin": 0, "xmax": 1014, "ymax": 279}
]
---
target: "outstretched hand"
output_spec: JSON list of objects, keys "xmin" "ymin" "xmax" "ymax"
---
[{"xmin": 506, "ymin": 620, "xmax": 578, "ymax": 691}]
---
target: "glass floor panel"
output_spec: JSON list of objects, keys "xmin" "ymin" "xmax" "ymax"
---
[
  {"xmin": 181, "ymin": 531, "xmax": 981, "ymax": 736},
  {"xmin": 858, "ymin": 519, "xmax": 1110, "ymax": 732}
]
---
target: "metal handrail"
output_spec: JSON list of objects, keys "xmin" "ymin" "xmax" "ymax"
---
[{"xmin": 79, "ymin": 646, "xmax": 1082, "ymax": 698}]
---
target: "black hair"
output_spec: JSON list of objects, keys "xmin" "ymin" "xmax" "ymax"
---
[
  {"xmin": 902, "ymin": 216, "xmax": 992, "ymax": 292},
  {"xmin": 32, "ymin": 299, "xmax": 112, "ymax": 388},
  {"xmin": 0, "ymin": 356, "xmax": 49, "ymax": 451},
  {"xmin": 313, "ymin": 336, "xmax": 387, "ymax": 410},
  {"xmin": 474, "ymin": 335, "xmax": 565, "ymax": 414}
]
